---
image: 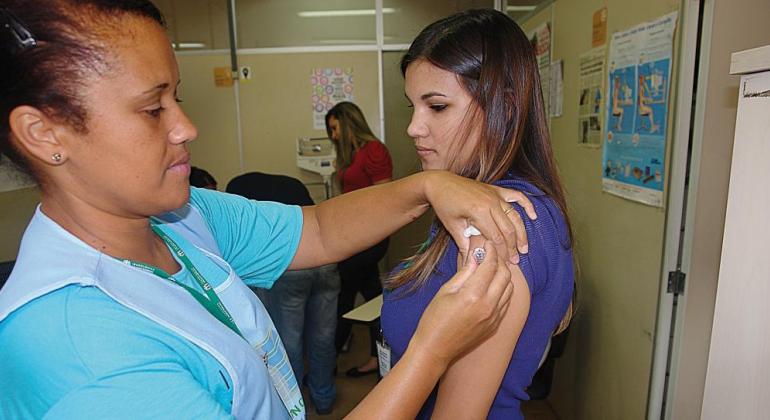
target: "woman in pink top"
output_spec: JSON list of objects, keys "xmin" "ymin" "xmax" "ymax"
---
[{"xmin": 325, "ymin": 102, "xmax": 392, "ymax": 377}]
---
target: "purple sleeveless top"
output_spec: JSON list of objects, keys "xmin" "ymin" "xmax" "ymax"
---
[{"xmin": 381, "ymin": 177, "xmax": 574, "ymax": 419}]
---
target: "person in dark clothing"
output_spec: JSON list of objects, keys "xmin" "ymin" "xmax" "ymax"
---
[
  {"xmin": 226, "ymin": 172, "xmax": 340, "ymax": 415},
  {"xmin": 227, "ymin": 172, "xmax": 312, "ymax": 205},
  {"xmin": 189, "ymin": 166, "xmax": 217, "ymax": 190}
]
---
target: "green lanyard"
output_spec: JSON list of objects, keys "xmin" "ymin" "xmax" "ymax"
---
[{"xmin": 116, "ymin": 225, "xmax": 244, "ymax": 338}]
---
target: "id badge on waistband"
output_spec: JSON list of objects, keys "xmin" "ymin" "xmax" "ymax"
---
[{"xmin": 376, "ymin": 330, "xmax": 391, "ymax": 377}]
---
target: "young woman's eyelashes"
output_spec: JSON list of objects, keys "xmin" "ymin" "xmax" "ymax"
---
[
  {"xmin": 145, "ymin": 107, "xmax": 164, "ymax": 118},
  {"xmin": 404, "ymin": 103, "xmax": 448, "ymax": 112}
]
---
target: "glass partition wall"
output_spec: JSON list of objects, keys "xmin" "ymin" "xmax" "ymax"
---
[
  {"xmin": 153, "ymin": 0, "xmax": 547, "ymax": 149},
  {"xmin": 235, "ymin": 0, "xmax": 377, "ymax": 48},
  {"xmin": 154, "ymin": 0, "xmax": 231, "ymax": 51},
  {"xmin": 155, "ymin": 0, "xmax": 549, "ymax": 52},
  {"xmin": 152, "ymin": 0, "xmax": 550, "ymax": 251},
  {"xmin": 153, "ymin": 0, "xmax": 550, "ymax": 190}
]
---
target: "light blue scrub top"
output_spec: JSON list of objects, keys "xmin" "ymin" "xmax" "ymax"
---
[{"xmin": 0, "ymin": 188, "xmax": 303, "ymax": 419}]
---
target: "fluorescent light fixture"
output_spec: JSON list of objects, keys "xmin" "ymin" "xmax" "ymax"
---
[
  {"xmin": 318, "ymin": 36, "xmax": 393, "ymax": 44},
  {"xmin": 298, "ymin": 8, "xmax": 396, "ymax": 18},
  {"xmin": 318, "ymin": 39, "xmax": 376, "ymax": 44},
  {"xmin": 174, "ymin": 42, "xmax": 207, "ymax": 49},
  {"xmin": 506, "ymin": 5, "xmax": 538, "ymax": 12}
]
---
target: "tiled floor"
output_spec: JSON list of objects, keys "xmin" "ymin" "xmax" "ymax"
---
[{"xmin": 304, "ymin": 324, "xmax": 559, "ymax": 419}]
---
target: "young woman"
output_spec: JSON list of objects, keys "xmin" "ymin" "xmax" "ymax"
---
[
  {"xmin": 381, "ymin": 9, "xmax": 576, "ymax": 419},
  {"xmin": 0, "ymin": 2, "xmax": 535, "ymax": 419},
  {"xmin": 325, "ymin": 101, "xmax": 391, "ymax": 377}
]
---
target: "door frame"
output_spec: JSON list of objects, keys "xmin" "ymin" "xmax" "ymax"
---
[{"xmin": 646, "ymin": 0, "xmax": 712, "ymax": 418}]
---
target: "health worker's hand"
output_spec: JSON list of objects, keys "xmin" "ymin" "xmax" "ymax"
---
[
  {"xmin": 421, "ymin": 170, "xmax": 537, "ymax": 265},
  {"xmin": 409, "ymin": 243, "xmax": 513, "ymax": 368}
]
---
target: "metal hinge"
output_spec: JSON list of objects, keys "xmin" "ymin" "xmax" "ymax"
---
[{"xmin": 667, "ymin": 270, "xmax": 686, "ymax": 294}]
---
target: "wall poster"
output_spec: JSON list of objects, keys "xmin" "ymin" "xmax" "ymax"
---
[
  {"xmin": 602, "ymin": 12, "xmax": 678, "ymax": 207},
  {"xmin": 311, "ymin": 68, "xmax": 354, "ymax": 130},
  {"xmin": 549, "ymin": 59, "xmax": 564, "ymax": 117},
  {"xmin": 578, "ymin": 47, "xmax": 606, "ymax": 147}
]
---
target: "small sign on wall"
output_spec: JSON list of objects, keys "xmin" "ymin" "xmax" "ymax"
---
[
  {"xmin": 240, "ymin": 66, "xmax": 252, "ymax": 83},
  {"xmin": 592, "ymin": 7, "xmax": 608, "ymax": 47},
  {"xmin": 214, "ymin": 67, "xmax": 233, "ymax": 87}
]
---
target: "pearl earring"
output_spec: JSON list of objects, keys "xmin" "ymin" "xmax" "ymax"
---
[{"xmin": 52, "ymin": 153, "xmax": 62, "ymax": 162}]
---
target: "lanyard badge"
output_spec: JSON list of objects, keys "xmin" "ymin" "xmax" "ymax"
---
[
  {"xmin": 376, "ymin": 329, "xmax": 392, "ymax": 377},
  {"xmin": 256, "ymin": 330, "xmax": 305, "ymax": 418}
]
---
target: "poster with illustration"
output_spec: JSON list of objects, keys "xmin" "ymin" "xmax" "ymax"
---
[
  {"xmin": 602, "ymin": 12, "xmax": 677, "ymax": 207},
  {"xmin": 311, "ymin": 68, "xmax": 354, "ymax": 130},
  {"xmin": 578, "ymin": 47, "xmax": 606, "ymax": 147}
]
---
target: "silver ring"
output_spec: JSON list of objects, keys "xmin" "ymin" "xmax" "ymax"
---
[{"xmin": 472, "ymin": 247, "xmax": 486, "ymax": 264}]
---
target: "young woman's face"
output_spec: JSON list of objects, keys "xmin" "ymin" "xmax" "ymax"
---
[
  {"xmin": 328, "ymin": 116, "xmax": 341, "ymax": 142},
  {"xmin": 57, "ymin": 16, "xmax": 197, "ymax": 216},
  {"xmin": 404, "ymin": 59, "xmax": 481, "ymax": 171}
]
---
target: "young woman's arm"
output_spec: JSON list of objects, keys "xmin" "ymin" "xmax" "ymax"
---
[
  {"xmin": 346, "ymin": 244, "xmax": 514, "ymax": 420},
  {"xmin": 430, "ymin": 265, "xmax": 530, "ymax": 419},
  {"xmin": 290, "ymin": 170, "xmax": 536, "ymax": 270}
]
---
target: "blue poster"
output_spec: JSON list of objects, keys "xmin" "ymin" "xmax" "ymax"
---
[{"xmin": 602, "ymin": 12, "xmax": 677, "ymax": 207}]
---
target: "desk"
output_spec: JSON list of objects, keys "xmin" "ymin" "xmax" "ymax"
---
[{"xmin": 342, "ymin": 294, "xmax": 382, "ymax": 324}]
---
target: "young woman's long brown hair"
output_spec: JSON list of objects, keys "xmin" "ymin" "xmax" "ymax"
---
[
  {"xmin": 324, "ymin": 102, "xmax": 379, "ymax": 174},
  {"xmin": 388, "ymin": 9, "xmax": 574, "ymax": 333}
]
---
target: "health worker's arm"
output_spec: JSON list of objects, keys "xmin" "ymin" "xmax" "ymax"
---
[{"xmin": 289, "ymin": 170, "xmax": 536, "ymax": 270}]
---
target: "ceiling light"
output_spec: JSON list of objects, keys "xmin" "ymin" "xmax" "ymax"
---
[
  {"xmin": 298, "ymin": 8, "xmax": 396, "ymax": 18},
  {"xmin": 506, "ymin": 6, "xmax": 538, "ymax": 12},
  {"xmin": 318, "ymin": 39, "xmax": 375, "ymax": 44},
  {"xmin": 318, "ymin": 36, "xmax": 393, "ymax": 44},
  {"xmin": 174, "ymin": 42, "xmax": 207, "ymax": 49}
]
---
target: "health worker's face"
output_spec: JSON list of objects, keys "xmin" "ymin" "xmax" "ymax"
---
[
  {"xmin": 59, "ymin": 16, "xmax": 198, "ymax": 217},
  {"xmin": 404, "ymin": 59, "xmax": 481, "ymax": 171}
]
